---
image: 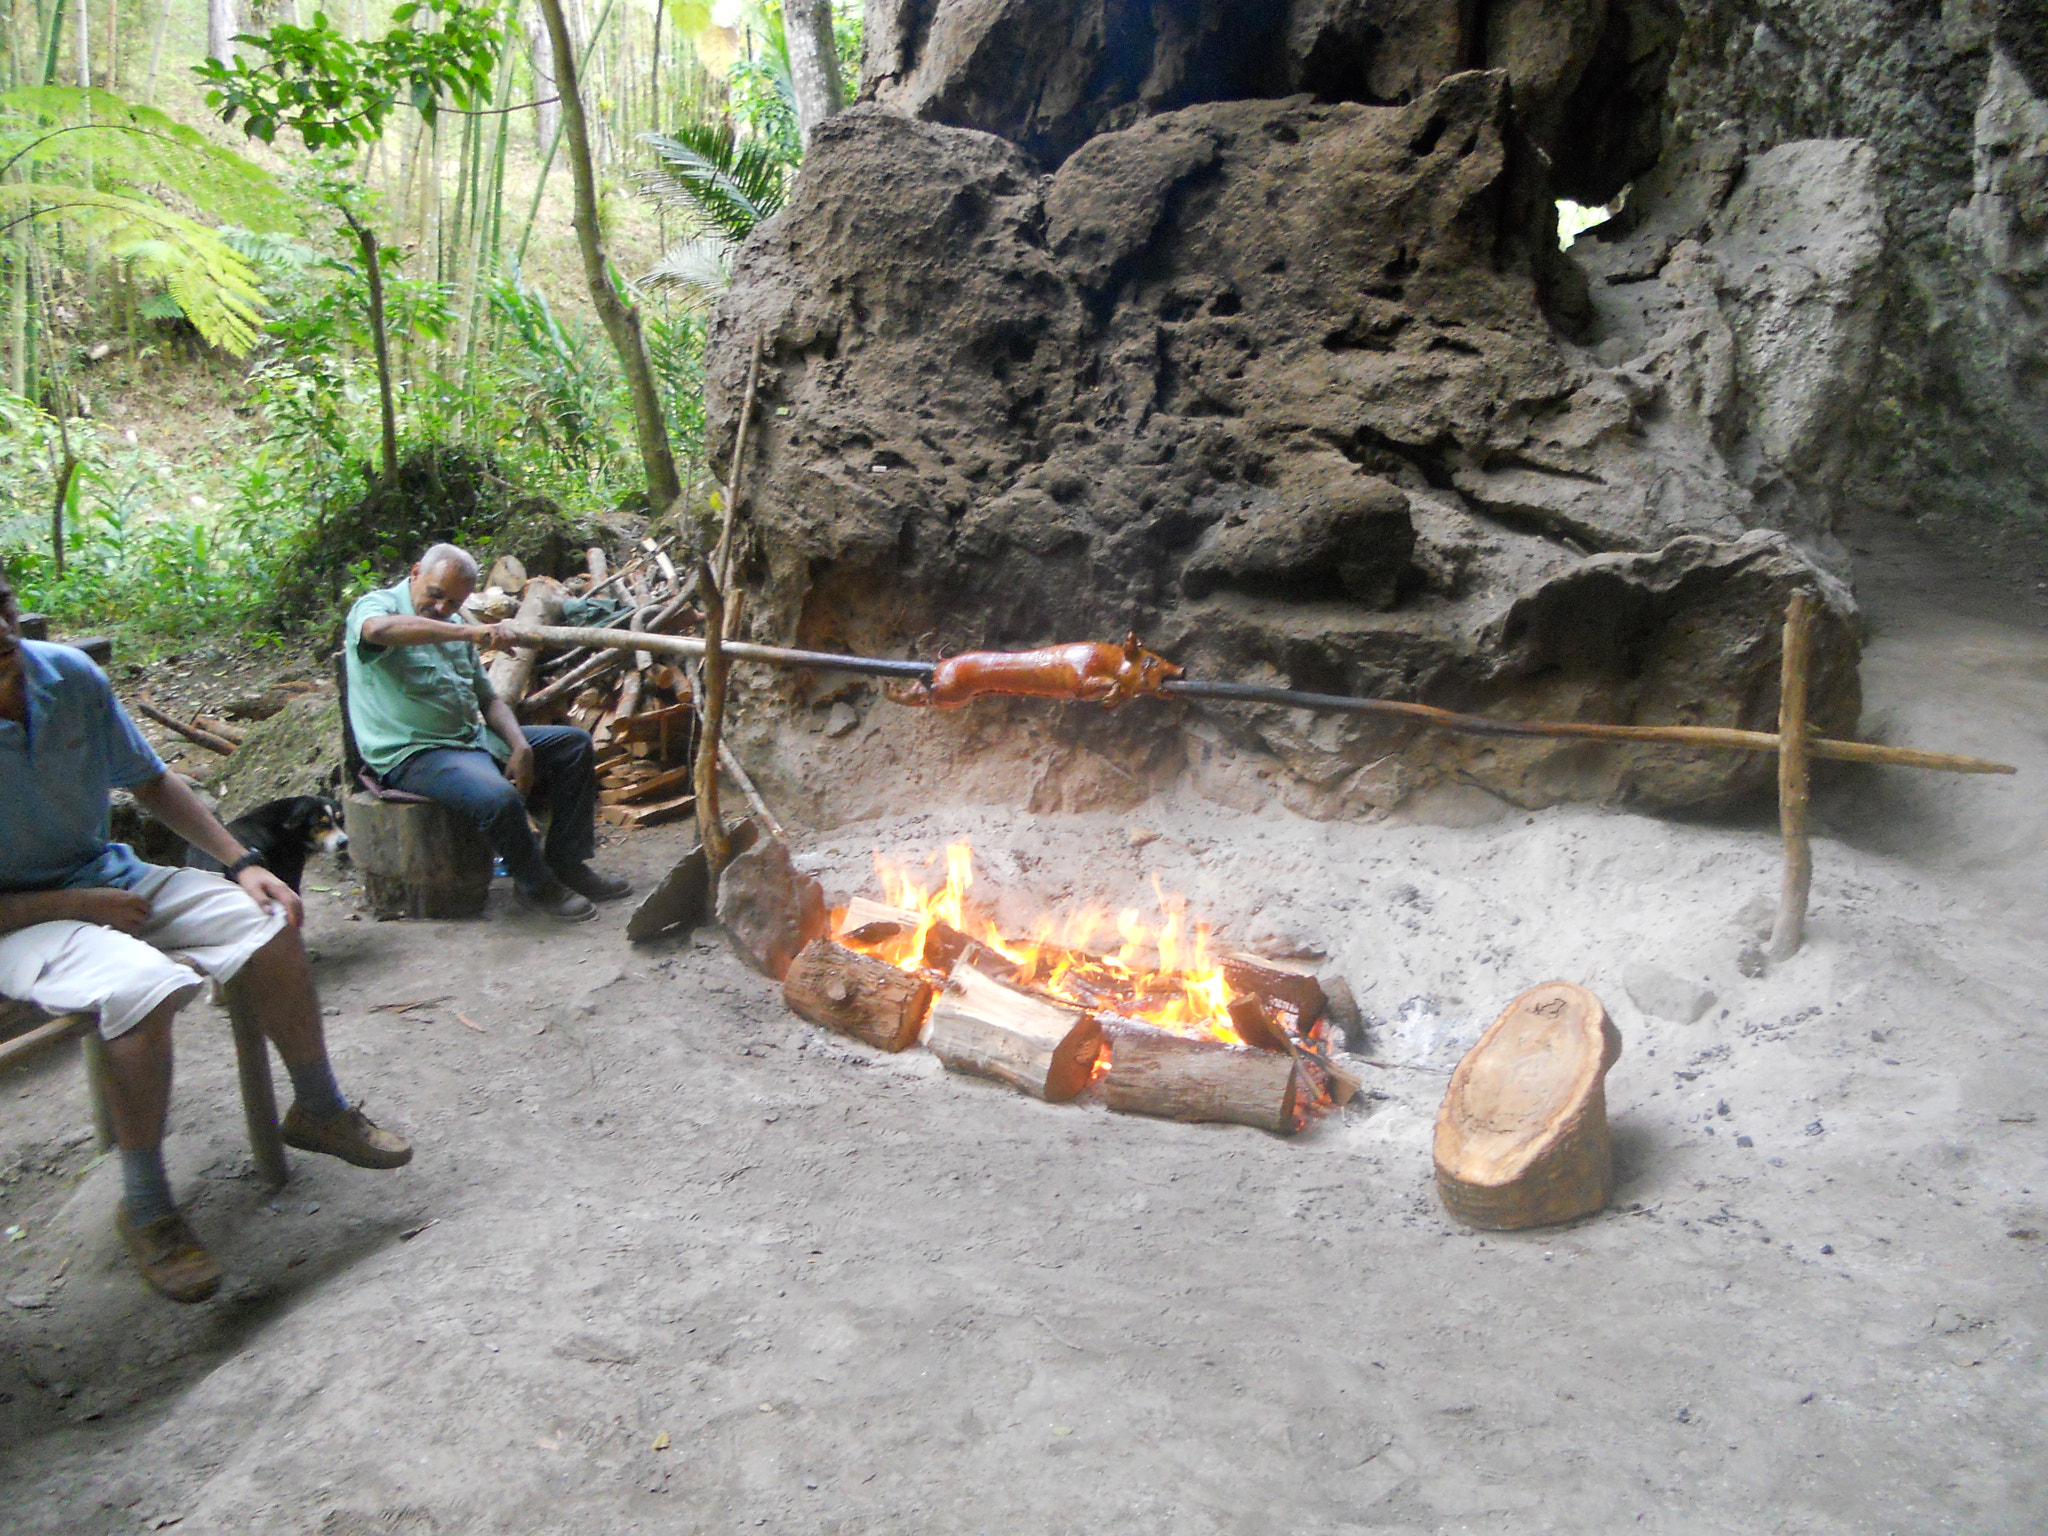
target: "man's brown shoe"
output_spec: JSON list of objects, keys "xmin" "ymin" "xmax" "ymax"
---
[
  {"xmin": 281, "ymin": 1103, "xmax": 414, "ymax": 1169},
  {"xmin": 115, "ymin": 1206, "xmax": 222, "ymax": 1303}
]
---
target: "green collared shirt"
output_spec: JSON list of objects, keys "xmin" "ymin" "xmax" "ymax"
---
[{"xmin": 344, "ymin": 580, "xmax": 508, "ymax": 777}]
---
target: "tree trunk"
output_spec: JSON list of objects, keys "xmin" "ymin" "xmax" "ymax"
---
[
  {"xmin": 207, "ymin": 0, "xmax": 236, "ymax": 63},
  {"xmin": 533, "ymin": 0, "xmax": 680, "ymax": 513},
  {"xmin": 341, "ymin": 210, "xmax": 397, "ymax": 482},
  {"xmin": 74, "ymin": 0, "xmax": 90, "ymax": 88},
  {"xmin": 1432, "ymin": 981, "xmax": 1622, "ymax": 1230},
  {"xmin": 782, "ymin": 0, "xmax": 844, "ymax": 147}
]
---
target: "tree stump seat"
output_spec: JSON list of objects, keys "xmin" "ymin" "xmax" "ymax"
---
[{"xmin": 342, "ymin": 793, "xmax": 495, "ymax": 919}]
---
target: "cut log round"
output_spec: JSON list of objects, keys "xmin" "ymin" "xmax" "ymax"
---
[
  {"xmin": 343, "ymin": 793, "xmax": 495, "ymax": 919},
  {"xmin": 1102, "ymin": 1027, "xmax": 1298, "ymax": 1133},
  {"xmin": 1433, "ymin": 981, "xmax": 1623, "ymax": 1231},
  {"xmin": 924, "ymin": 966, "xmax": 1101, "ymax": 1103},
  {"xmin": 784, "ymin": 940, "xmax": 933, "ymax": 1052}
]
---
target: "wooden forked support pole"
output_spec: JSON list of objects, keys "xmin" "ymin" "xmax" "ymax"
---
[{"xmin": 1770, "ymin": 592, "xmax": 1815, "ymax": 961}]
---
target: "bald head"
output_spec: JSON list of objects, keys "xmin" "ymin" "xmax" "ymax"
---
[
  {"xmin": 408, "ymin": 544, "xmax": 480, "ymax": 622},
  {"xmin": 419, "ymin": 543, "xmax": 478, "ymax": 581}
]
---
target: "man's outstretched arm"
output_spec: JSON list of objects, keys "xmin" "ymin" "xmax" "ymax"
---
[{"xmin": 359, "ymin": 613, "xmax": 519, "ymax": 650}]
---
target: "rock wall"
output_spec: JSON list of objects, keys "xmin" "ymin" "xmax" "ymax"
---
[{"xmin": 700, "ymin": 2, "xmax": 1943, "ymax": 827}]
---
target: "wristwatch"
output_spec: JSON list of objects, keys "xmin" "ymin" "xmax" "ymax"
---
[{"xmin": 224, "ymin": 850, "xmax": 268, "ymax": 879}]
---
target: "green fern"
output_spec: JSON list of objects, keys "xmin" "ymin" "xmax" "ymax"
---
[{"xmin": 0, "ymin": 86, "xmax": 290, "ymax": 354}]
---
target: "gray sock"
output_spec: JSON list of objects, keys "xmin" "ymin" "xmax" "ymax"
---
[
  {"xmin": 120, "ymin": 1147, "xmax": 177, "ymax": 1226},
  {"xmin": 287, "ymin": 1056, "xmax": 347, "ymax": 1118}
]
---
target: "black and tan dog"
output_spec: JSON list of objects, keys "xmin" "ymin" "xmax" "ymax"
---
[{"xmin": 186, "ymin": 795, "xmax": 348, "ymax": 893}]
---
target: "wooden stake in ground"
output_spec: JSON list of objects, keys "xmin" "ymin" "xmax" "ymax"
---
[
  {"xmin": 693, "ymin": 558, "xmax": 730, "ymax": 874},
  {"xmin": 1769, "ymin": 591, "xmax": 1815, "ymax": 961},
  {"xmin": 1102, "ymin": 1024, "xmax": 1299, "ymax": 1133},
  {"xmin": 924, "ymin": 966, "xmax": 1103, "ymax": 1103},
  {"xmin": 714, "ymin": 336, "xmax": 762, "ymax": 611},
  {"xmin": 1433, "ymin": 981, "xmax": 1622, "ymax": 1230},
  {"xmin": 784, "ymin": 939, "xmax": 933, "ymax": 1052}
]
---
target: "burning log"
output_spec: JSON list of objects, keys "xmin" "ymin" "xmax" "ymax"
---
[
  {"xmin": 1220, "ymin": 954, "xmax": 1325, "ymax": 1023},
  {"xmin": 783, "ymin": 939, "xmax": 933, "ymax": 1053},
  {"xmin": 923, "ymin": 966, "xmax": 1102, "ymax": 1103},
  {"xmin": 1226, "ymin": 994, "xmax": 1292, "ymax": 1054},
  {"xmin": 837, "ymin": 895, "xmax": 921, "ymax": 947},
  {"xmin": 1433, "ymin": 981, "xmax": 1622, "ymax": 1230},
  {"xmin": 1102, "ymin": 1027, "xmax": 1299, "ymax": 1134}
]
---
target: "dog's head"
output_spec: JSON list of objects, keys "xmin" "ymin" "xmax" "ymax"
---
[{"xmin": 281, "ymin": 796, "xmax": 350, "ymax": 857}]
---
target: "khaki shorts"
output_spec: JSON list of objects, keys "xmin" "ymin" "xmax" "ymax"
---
[{"xmin": 0, "ymin": 866, "xmax": 288, "ymax": 1041}]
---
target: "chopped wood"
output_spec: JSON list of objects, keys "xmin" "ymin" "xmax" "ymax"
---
[
  {"xmin": 923, "ymin": 965, "xmax": 1102, "ymax": 1103},
  {"xmin": 1226, "ymin": 993, "xmax": 1292, "ymax": 1054},
  {"xmin": 598, "ymin": 762, "xmax": 695, "ymax": 805},
  {"xmin": 784, "ymin": 939, "xmax": 933, "ymax": 1052},
  {"xmin": 837, "ymin": 895, "xmax": 923, "ymax": 947},
  {"xmin": 486, "ymin": 577, "xmax": 566, "ymax": 707},
  {"xmin": 623, "ymin": 702, "xmax": 694, "ymax": 741},
  {"xmin": 1102, "ymin": 1029, "xmax": 1298, "ymax": 1133},
  {"xmin": 1220, "ymin": 954, "xmax": 1325, "ymax": 1023},
  {"xmin": 921, "ymin": 920, "xmax": 1015, "ymax": 980},
  {"xmin": 1433, "ymin": 981, "xmax": 1621, "ymax": 1230},
  {"xmin": 131, "ymin": 694, "xmax": 236, "ymax": 755},
  {"xmin": 485, "ymin": 555, "xmax": 527, "ymax": 593},
  {"xmin": 598, "ymin": 791, "xmax": 697, "ymax": 829},
  {"xmin": 525, "ymin": 649, "xmax": 625, "ymax": 713}
]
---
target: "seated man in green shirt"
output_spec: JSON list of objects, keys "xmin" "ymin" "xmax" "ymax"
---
[{"xmin": 345, "ymin": 544, "xmax": 630, "ymax": 921}]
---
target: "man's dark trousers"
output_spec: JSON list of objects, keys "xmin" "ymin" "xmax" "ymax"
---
[{"xmin": 383, "ymin": 725, "xmax": 595, "ymax": 888}]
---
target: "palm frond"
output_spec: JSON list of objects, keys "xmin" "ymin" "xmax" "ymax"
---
[
  {"xmin": 637, "ymin": 121, "xmax": 788, "ymax": 245},
  {"xmin": 640, "ymin": 234, "xmax": 733, "ymax": 311}
]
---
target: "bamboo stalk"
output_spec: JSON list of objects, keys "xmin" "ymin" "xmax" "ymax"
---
[
  {"xmin": 502, "ymin": 622, "xmax": 2020, "ymax": 778},
  {"xmin": 1769, "ymin": 592, "xmax": 1815, "ymax": 960}
]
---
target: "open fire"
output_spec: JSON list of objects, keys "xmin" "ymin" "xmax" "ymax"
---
[{"xmin": 795, "ymin": 842, "xmax": 1351, "ymax": 1133}]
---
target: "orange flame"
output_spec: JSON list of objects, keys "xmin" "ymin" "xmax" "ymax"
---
[{"xmin": 850, "ymin": 840, "xmax": 1246, "ymax": 1045}]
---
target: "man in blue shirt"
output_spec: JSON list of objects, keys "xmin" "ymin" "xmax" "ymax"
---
[{"xmin": 0, "ymin": 563, "xmax": 413, "ymax": 1303}]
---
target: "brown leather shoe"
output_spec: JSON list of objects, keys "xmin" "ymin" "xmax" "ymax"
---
[
  {"xmin": 281, "ymin": 1103, "xmax": 414, "ymax": 1169},
  {"xmin": 115, "ymin": 1206, "xmax": 222, "ymax": 1303}
]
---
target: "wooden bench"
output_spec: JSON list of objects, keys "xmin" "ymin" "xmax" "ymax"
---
[{"xmin": 0, "ymin": 987, "xmax": 290, "ymax": 1189}]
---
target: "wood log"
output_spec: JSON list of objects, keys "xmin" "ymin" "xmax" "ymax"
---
[
  {"xmin": 783, "ymin": 939, "xmax": 933, "ymax": 1052},
  {"xmin": 1221, "ymin": 954, "xmax": 1325, "ymax": 1023},
  {"xmin": 1433, "ymin": 981, "xmax": 1622, "ymax": 1231},
  {"xmin": 1226, "ymin": 993, "xmax": 1293, "ymax": 1054},
  {"xmin": 343, "ymin": 793, "xmax": 495, "ymax": 919},
  {"xmin": 599, "ymin": 761, "xmax": 695, "ymax": 805},
  {"xmin": 585, "ymin": 546, "xmax": 607, "ymax": 582},
  {"xmin": 598, "ymin": 791, "xmax": 696, "ymax": 829},
  {"xmin": 1770, "ymin": 592, "xmax": 1815, "ymax": 961},
  {"xmin": 192, "ymin": 714, "xmax": 248, "ymax": 745},
  {"xmin": 131, "ymin": 695, "xmax": 236, "ymax": 755},
  {"xmin": 486, "ymin": 555, "xmax": 527, "ymax": 593},
  {"xmin": 923, "ymin": 966, "xmax": 1102, "ymax": 1103},
  {"xmin": 485, "ymin": 577, "xmax": 565, "ymax": 707},
  {"xmin": 1102, "ymin": 1028, "xmax": 1298, "ymax": 1133},
  {"xmin": 836, "ymin": 895, "xmax": 923, "ymax": 947},
  {"xmin": 525, "ymin": 647, "xmax": 625, "ymax": 713}
]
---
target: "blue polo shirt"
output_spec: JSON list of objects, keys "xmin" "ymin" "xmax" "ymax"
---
[{"xmin": 0, "ymin": 640, "xmax": 166, "ymax": 892}]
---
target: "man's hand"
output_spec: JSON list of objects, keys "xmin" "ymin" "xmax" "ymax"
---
[
  {"xmin": 67, "ymin": 888, "xmax": 154, "ymax": 935},
  {"xmin": 503, "ymin": 740, "xmax": 535, "ymax": 797},
  {"xmin": 237, "ymin": 866, "xmax": 304, "ymax": 928},
  {"xmin": 473, "ymin": 620, "xmax": 523, "ymax": 654}
]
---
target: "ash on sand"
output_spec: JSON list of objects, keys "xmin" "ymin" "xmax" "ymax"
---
[{"xmin": 0, "ymin": 511, "xmax": 2041, "ymax": 1532}]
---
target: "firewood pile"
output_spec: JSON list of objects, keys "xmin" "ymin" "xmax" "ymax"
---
[{"xmin": 467, "ymin": 544, "xmax": 704, "ymax": 831}]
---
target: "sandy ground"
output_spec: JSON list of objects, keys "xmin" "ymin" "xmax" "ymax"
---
[{"xmin": 2, "ymin": 509, "xmax": 2044, "ymax": 1535}]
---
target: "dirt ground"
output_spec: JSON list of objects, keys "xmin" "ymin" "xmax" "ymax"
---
[{"xmin": 2, "ymin": 508, "xmax": 2044, "ymax": 1535}]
